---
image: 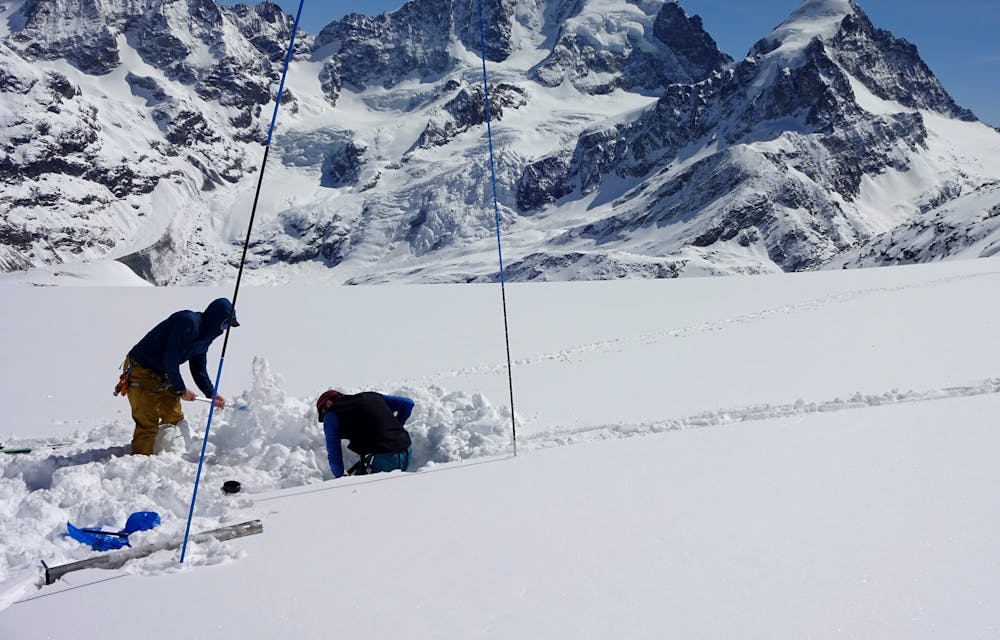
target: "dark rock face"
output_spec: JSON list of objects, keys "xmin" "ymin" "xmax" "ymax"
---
[
  {"xmin": 453, "ymin": 0, "xmax": 514, "ymax": 62},
  {"xmin": 517, "ymin": 155, "xmax": 574, "ymax": 211},
  {"xmin": 12, "ymin": 0, "xmax": 123, "ymax": 75},
  {"xmin": 157, "ymin": 108, "xmax": 220, "ymax": 147},
  {"xmin": 223, "ymin": 1, "xmax": 307, "ymax": 62},
  {"xmin": 314, "ymin": 1, "xmax": 460, "ymax": 95},
  {"xmin": 830, "ymin": 11, "xmax": 976, "ymax": 121},
  {"xmin": 129, "ymin": 8, "xmax": 191, "ymax": 72},
  {"xmin": 317, "ymin": 60, "xmax": 342, "ymax": 106},
  {"xmin": 415, "ymin": 83, "xmax": 527, "ymax": 149},
  {"xmin": 195, "ymin": 59, "xmax": 271, "ymax": 109},
  {"xmin": 652, "ymin": 3, "xmax": 731, "ymax": 79},
  {"xmin": 443, "ymin": 83, "xmax": 526, "ymax": 126},
  {"xmin": 323, "ymin": 139, "xmax": 367, "ymax": 187},
  {"xmin": 10, "ymin": 0, "xmax": 291, "ymax": 115},
  {"xmin": 310, "ymin": 0, "xmax": 520, "ymax": 106},
  {"xmin": 126, "ymin": 73, "xmax": 168, "ymax": 105},
  {"xmin": 127, "ymin": 3, "xmax": 278, "ymax": 113}
]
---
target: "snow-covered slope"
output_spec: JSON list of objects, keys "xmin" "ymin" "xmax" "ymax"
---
[
  {"xmin": 1, "ymin": 258, "xmax": 998, "ymax": 636},
  {"xmin": 1, "ymin": 0, "xmax": 999, "ymax": 284},
  {"xmin": 827, "ymin": 142, "xmax": 1000, "ymax": 267}
]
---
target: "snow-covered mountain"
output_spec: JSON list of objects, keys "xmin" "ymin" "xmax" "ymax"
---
[{"xmin": 1, "ymin": 0, "xmax": 998, "ymax": 284}]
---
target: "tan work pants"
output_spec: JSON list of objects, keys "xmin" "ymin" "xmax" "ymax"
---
[{"xmin": 123, "ymin": 357, "xmax": 184, "ymax": 455}]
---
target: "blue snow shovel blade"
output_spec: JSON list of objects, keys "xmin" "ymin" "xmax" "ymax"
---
[
  {"xmin": 65, "ymin": 511, "xmax": 162, "ymax": 552},
  {"xmin": 121, "ymin": 511, "xmax": 161, "ymax": 535}
]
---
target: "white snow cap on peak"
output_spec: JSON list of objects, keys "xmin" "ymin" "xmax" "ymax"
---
[
  {"xmin": 790, "ymin": 0, "xmax": 857, "ymax": 21},
  {"xmin": 761, "ymin": 0, "xmax": 858, "ymax": 59}
]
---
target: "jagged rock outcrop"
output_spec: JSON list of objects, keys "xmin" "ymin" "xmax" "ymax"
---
[
  {"xmin": 415, "ymin": 82, "xmax": 528, "ymax": 149},
  {"xmin": 313, "ymin": 0, "xmax": 515, "ymax": 106},
  {"xmin": 534, "ymin": 0, "xmax": 731, "ymax": 94}
]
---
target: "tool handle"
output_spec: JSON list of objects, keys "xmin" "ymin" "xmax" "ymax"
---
[
  {"xmin": 79, "ymin": 529, "xmax": 130, "ymax": 538},
  {"xmin": 194, "ymin": 396, "xmax": 248, "ymax": 410}
]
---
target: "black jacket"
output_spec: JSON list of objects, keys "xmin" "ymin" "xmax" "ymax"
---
[{"xmin": 329, "ymin": 392, "xmax": 413, "ymax": 455}]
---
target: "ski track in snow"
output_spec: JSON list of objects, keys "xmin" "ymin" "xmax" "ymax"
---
[
  {"xmin": 522, "ymin": 378, "xmax": 1000, "ymax": 448},
  {"xmin": 391, "ymin": 270, "xmax": 1000, "ymax": 385}
]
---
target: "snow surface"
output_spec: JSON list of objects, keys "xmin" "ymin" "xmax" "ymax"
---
[{"xmin": 1, "ymin": 257, "xmax": 999, "ymax": 637}]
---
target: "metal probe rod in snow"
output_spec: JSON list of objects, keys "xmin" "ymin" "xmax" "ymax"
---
[
  {"xmin": 477, "ymin": 0, "xmax": 518, "ymax": 457},
  {"xmin": 180, "ymin": 0, "xmax": 305, "ymax": 565}
]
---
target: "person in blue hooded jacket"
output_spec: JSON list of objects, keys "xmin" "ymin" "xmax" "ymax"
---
[{"xmin": 120, "ymin": 298, "xmax": 239, "ymax": 455}]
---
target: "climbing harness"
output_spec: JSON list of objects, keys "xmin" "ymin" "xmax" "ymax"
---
[{"xmin": 113, "ymin": 361, "xmax": 134, "ymax": 397}]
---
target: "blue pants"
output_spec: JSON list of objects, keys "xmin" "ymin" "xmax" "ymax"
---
[{"xmin": 351, "ymin": 447, "xmax": 411, "ymax": 475}]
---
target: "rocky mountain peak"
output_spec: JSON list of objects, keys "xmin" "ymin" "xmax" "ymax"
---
[
  {"xmin": 749, "ymin": 0, "xmax": 857, "ymax": 60},
  {"xmin": 740, "ymin": 0, "xmax": 972, "ymax": 122},
  {"xmin": 653, "ymin": 2, "xmax": 731, "ymax": 74}
]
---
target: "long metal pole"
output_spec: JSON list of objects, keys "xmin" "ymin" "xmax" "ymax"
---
[
  {"xmin": 477, "ymin": 0, "xmax": 518, "ymax": 456},
  {"xmin": 180, "ymin": 0, "xmax": 306, "ymax": 563}
]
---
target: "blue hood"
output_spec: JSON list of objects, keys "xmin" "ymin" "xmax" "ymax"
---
[{"xmin": 201, "ymin": 298, "xmax": 239, "ymax": 337}]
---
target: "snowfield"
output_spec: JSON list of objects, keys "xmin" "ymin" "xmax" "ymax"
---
[{"xmin": 0, "ymin": 257, "xmax": 998, "ymax": 638}]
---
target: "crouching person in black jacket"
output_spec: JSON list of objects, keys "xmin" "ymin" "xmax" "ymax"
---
[{"xmin": 316, "ymin": 390, "xmax": 414, "ymax": 478}]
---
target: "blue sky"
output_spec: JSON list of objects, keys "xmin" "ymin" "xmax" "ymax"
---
[{"xmin": 222, "ymin": 0, "xmax": 999, "ymax": 126}]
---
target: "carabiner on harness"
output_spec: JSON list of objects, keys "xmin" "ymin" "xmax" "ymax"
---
[{"xmin": 114, "ymin": 362, "xmax": 135, "ymax": 397}]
